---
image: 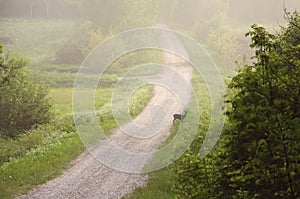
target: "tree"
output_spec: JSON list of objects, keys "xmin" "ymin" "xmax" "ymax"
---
[
  {"xmin": 0, "ymin": 43, "xmax": 53, "ymax": 138},
  {"xmin": 217, "ymin": 11, "xmax": 300, "ymax": 198}
]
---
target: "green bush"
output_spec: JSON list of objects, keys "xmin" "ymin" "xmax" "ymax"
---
[
  {"xmin": 0, "ymin": 44, "xmax": 53, "ymax": 138},
  {"xmin": 168, "ymin": 12, "xmax": 300, "ymax": 198},
  {"xmin": 217, "ymin": 12, "xmax": 300, "ymax": 198}
]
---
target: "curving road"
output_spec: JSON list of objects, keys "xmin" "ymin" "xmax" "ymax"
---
[{"xmin": 18, "ymin": 28, "xmax": 193, "ymax": 199}]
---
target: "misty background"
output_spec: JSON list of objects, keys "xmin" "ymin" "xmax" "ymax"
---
[{"xmin": 1, "ymin": 0, "xmax": 299, "ymax": 74}]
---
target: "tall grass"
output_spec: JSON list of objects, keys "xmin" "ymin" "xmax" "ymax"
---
[{"xmin": 0, "ymin": 132, "xmax": 84, "ymax": 199}]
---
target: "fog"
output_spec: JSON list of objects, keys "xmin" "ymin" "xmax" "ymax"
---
[
  {"xmin": 1, "ymin": 1, "xmax": 299, "ymax": 27},
  {"xmin": 0, "ymin": 0, "xmax": 299, "ymax": 71},
  {"xmin": 160, "ymin": 0, "xmax": 300, "ymax": 29}
]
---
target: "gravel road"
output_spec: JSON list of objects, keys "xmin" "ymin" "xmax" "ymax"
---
[{"xmin": 17, "ymin": 28, "xmax": 193, "ymax": 199}]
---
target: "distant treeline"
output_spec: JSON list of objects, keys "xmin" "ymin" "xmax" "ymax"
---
[{"xmin": 0, "ymin": 0, "xmax": 79, "ymax": 18}]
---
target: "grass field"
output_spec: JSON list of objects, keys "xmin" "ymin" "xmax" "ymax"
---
[
  {"xmin": 0, "ymin": 132, "xmax": 84, "ymax": 199},
  {"xmin": 48, "ymin": 88, "xmax": 113, "ymax": 115}
]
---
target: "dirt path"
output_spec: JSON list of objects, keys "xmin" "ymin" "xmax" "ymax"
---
[{"xmin": 18, "ymin": 29, "xmax": 193, "ymax": 199}]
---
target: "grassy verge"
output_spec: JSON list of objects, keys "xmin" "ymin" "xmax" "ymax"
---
[
  {"xmin": 126, "ymin": 71, "xmax": 210, "ymax": 198},
  {"xmin": 0, "ymin": 132, "xmax": 84, "ymax": 199},
  {"xmin": 126, "ymin": 168, "xmax": 175, "ymax": 199},
  {"xmin": 126, "ymin": 122, "xmax": 179, "ymax": 199}
]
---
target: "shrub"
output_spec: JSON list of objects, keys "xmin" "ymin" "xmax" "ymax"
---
[
  {"xmin": 218, "ymin": 12, "xmax": 300, "ymax": 198},
  {"xmin": 0, "ymin": 43, "xmax": 53, "ymax": 138}
]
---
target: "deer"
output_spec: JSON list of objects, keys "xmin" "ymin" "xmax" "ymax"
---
[{"xmin": 173, "ymin": 111, "xmax": 187, "ymax": 124}]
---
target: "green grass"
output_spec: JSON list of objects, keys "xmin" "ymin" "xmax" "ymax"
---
[
  {"xmin": 48, "ymin": 88, "xmax": 113, "ymax": 115},
  {"xmin": 125, "ymin": 168, "xmax": 175, "ymax": 199},
  {"xmin": 97, "ymin": 84, "xmax": 154, "ymax": 135},
  {"xmin": 49, "ymin": 85, "xmax": 153, "ymax": 133},
  {"xmin": 0, "ymin": 132, "xmax": 84, "ymax": 199}
]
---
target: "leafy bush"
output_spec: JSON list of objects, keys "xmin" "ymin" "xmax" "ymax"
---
[
  {"xmin": 171, "ymin": 11, "xmax": 300, "ymax": 199},
  {"xmin": 217, "ymin": 11, "xmax": 300, "ymax": 198},
  {"xmin": 0, "ymin": 44, "xmax": 53, "ymax": 138}
]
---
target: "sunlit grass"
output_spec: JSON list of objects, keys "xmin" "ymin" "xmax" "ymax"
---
[
  {"xmin": 97, "ymin": 84, "xmax": 154, "ymax": 135},
  {"xmin": 48, "ymin": 88, "xmax": 113, "ymax": 115},
  {"xmin": 0, "ymin": 132, "xmax": 84, "ymax": 199},
  {"xmin": 124, "ymin": 168, "xmax": 175, "ymax": 199}
]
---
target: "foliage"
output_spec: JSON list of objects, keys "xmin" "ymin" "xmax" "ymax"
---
[
  {"xmin": 161, "ymin": 0, "xmax": 229, "ymax": 32},
  {"xmin": 0, "ymin": 44, "xmax": 53, "ymax": 137},
  {"xmin": 75, "ymin": 20, "xmax": 107, "ymax": 56},
  {"xmin": 0, "ymin": 18, "xmax": 77, "ymax": 73},
  {"xmin": 77, "ymin": 0, "xmax": 160, "ymax": 32},
  {"xmin": 129, "ymin": 85, "xmax": 154, "ymax": 117},
  {"xmin": 217, "ymin": 11, "xmax": 300, "ymax": 198}
]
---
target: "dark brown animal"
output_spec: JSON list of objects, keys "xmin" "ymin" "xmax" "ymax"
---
[{"xmin": 173, "ymin": 111, "xmax": 187, "ymax": 124}]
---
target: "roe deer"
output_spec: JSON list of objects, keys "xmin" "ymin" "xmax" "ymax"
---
[{"xmin": 173, "ymin": 111, "xmax": 187, "ymax": 124}]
